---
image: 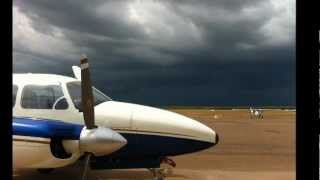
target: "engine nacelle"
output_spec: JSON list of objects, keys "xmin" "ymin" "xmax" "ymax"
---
[{"xmin": 13, "ymin": 136, "xmax": 81, "ymax": 169}]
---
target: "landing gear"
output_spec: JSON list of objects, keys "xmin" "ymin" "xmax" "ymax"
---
[
  {"xmin": 148, "ymin": 157, "xmax": 176, "ymax": 180},
  {"xmin": 37, "ymin": 168, "xmax": 54, "ymax": 174},
  {"xmin": 148, "ymin": 168, "xmax": 165, "ymax": 180}
]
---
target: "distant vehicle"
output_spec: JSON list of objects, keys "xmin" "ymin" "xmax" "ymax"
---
[
  {"xmin": 249, "ymin": 107, "xmax": 263, "ymax": 119},
  {"xmin": 13, "ymin": 56, "xmax": 219, "ymax": 180}
]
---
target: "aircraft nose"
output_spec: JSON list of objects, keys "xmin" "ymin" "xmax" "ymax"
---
[
  {"xmin": 132, "ymin": 104, "xmax": 218, "ymax": 146},
  {"xmin": 215, "ymin": 132, "xmax": 219, "ymax": 145},
  {"xmin": 205, "ymin": 125, "xmax": 218, "ymax": 144},
  {"xmin": 180, "ymin": 119, "xmax": 219, "ymax": 153},
  {"xmin": 190, "ymin": 118, "xmax": 219, "ymax": 145}
]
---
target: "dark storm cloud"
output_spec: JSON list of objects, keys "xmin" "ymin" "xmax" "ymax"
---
[
  {"xmin": 13, "ymin": 0, "xmax": 295, "ymax": 106},
  {"xmin": 15, "ymin": 0, "xmax": 144, "ymax": 39}
]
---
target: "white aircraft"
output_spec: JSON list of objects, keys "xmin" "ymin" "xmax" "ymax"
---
[{"xmin": 13, "ymin": 57, "xmax": 219, "ymax": 180}]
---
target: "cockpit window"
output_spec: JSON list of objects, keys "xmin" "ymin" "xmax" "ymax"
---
[
  {"xmin": 21, "ymin": 85, "xmax": 68, "ymax": 109},
  {"xmin": 66, "ymin": 81, "xmax": 111, "ymax": 110},
  {"xmin": 13, "ymin": 85, "xmax": 18, "ymax": 107}
]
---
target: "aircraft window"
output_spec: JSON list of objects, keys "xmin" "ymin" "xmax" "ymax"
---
[
  {"xmin": 21, "ymin": 85, "xmax": 68, "ymax": 109},
  {"xmin": 13, "ymin": 85, "xmax": 18, "ymax": 107},
  {"xmin": 66, "ymin": 81, "xmax": 112, "ymax": 110},
  {"xmin": 53, "ymin": 97, "xmax": 68, "ymax": 110}
]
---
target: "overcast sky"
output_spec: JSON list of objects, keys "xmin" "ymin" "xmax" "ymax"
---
[{"xmin": 13, "ymin": 0, "xmax": 295, "ymax": 107}]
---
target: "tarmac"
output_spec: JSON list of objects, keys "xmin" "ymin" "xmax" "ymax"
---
[{"xmin": 13, "ymin": 109, "xmax": 295, "ymax": 180}]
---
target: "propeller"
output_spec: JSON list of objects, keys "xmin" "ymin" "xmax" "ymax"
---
[
  {"xmin": 80, "ymin": 56, "xmax": 96, "ymax": 129},
  {"xmin": 77, "ymin": 55, "xmax": 127, "ymax": 180}
]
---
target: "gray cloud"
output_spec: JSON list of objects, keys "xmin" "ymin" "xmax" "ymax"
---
[{"xmin": 13, "ymin": 0, "xmax": 295, "ymax": 106}]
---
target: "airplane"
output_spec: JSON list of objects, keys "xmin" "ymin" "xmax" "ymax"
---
[{"xmin": 13, "ymin": 56, "xmax": 219, "ymax": 180}]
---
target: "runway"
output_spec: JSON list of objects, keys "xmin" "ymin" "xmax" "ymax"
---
[{"xmin": 14, "ymin": 109, "xmax": 295, "ymax": 180}]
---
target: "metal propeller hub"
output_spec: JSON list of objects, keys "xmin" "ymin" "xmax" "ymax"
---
[{"xmin": 79, "ymin": 126, "xmax": 127, "ymax": 157}]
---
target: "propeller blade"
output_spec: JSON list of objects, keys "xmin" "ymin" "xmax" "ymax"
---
[
  {"xmin": 80, "ymin": 153, "xmax": 92, "ymax": 180},
  {"xmin": 80, "ymin": 56, "xmax": 96, "ymax": 129}
]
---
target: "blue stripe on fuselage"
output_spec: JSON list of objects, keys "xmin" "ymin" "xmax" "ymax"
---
[{"xmin": 13, "ymin": 117, "xmax": 83, "ymax": 140}]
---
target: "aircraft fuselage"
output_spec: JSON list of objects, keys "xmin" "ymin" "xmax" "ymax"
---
[{"xmin": 13, "ymin": 73, "xmax": 219, "ymax": 169}]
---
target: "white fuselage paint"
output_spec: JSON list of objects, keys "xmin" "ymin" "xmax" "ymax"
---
[
  {"xmin": 13, "ymin": 135, "xmax": 80, "ymax": 168},
  {"xmin": 13, "ymin": 73, "xmax": 217, "ymax": 169}
]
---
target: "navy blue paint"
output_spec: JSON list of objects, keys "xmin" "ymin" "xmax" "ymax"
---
[
  {"xmin": 104, "ymin": 133, "xmax": 215, "ymax": 158},
  {"xmin": 13, "ymin": 117, "xmax": 83, "ymax": 140},
  {"xmin": 92, "ymin": 132, "xmax": 217, "ymax": 169}
]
